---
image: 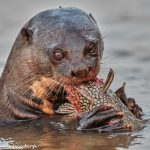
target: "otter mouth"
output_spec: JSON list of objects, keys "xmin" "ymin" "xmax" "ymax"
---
[
  {"xmin": 53, "ymin": 69, "xmax": 114, "ymax": 116},
  {"xmin": 69, "ymin": 72, "xmax": 99, "ymax": 85},
  {"xmin": 51, "ymin": 73, "xmax": 99, "ymax": 112},
  {"xmin": 52, "ymin": 77, "xmax": 95, "ymax": 112}
]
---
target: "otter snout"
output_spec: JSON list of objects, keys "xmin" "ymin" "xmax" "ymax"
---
[{"xmin": 71, "ymin": 67, "xmax": 89, "ymax": 78}]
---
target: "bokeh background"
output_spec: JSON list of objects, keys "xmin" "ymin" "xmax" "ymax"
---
[{"xmin": 0, "ymin": 0, "xmax": 150, "ymax": 150}]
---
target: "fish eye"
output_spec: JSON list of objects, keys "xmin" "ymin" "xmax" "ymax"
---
[{"xmin": 53, "ymin": 50, "xmax": 64, "ymax": 61}]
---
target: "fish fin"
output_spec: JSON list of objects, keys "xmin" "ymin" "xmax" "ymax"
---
[
  {"xmin": 55, "ymin": 103, "xmax": 77, "ymax": 116},
  {"xmin": 115, "ymin": 82, "xmax": 128, "ymax": 105},
  {"xmin": 101, "ymin": 68, "xmax": 114, "ymax": 92}
]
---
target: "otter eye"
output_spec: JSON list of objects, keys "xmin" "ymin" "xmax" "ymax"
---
[
  {"xmin": 53, "ymin": 50, "xmax": 64, "ymax": 61},
  {"xmin": 88, "ymin": 44, "xmax": 97, "ymax": 56}
]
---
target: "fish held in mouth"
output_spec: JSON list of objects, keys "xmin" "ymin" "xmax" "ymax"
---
[{"xmin": 56, "ymin": 69, "xmax": 143, "ymax": 131}]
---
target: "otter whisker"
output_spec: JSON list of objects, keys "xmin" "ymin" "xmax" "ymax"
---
[
  {"xmin": 42, "ymin": 78, "xmax": 60, "ymax": 100},
  {"xmin": 41, "ymin": 80, "xmax": 57, "ymax": 100},
  {"xmin": 54, "ymin": 82, "xmax": 63, "ymax": 99},
  {"xmin": 61, "ymin": 77, "xmax": 69, "ymax": 100},
  {"xmin": 49, "ymin": 76, "xmax": 66, "ymax": 106},
  {"xmin": 53, "ymin": 76, "xmax": 66, "ymax": 99},
  {"xmin": 17, "ymin": 74, "xmax": 40, "ymax": 87},
  {"xmin": 56, "ymin": 77, "xmax": 70, "ymax": 106},
  {"xmin": 16, "ymin": 75, "xmax": 41, "ymax": 95},
  {"xmin": 52, "ymin": 78, "xmax": 64, "ymax": 106},
  {"xmin": 101, "ymin": 55, "xmax": 117, "ymax": 65},
  {"xmin": 55, "ymin": 76, "xmax": 67, "ymax": 98},
  {"xmin": 19, "ymin": 74, "xmax": 60, "ymax": 97},
  {"xmin": 41, "ymin": 74, "xmax": 64, "ymax": 100}
]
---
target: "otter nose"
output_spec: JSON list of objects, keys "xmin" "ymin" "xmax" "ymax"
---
[{"xmin": 71, "ymin": 67, "xmax": 89, "ymax": 78}]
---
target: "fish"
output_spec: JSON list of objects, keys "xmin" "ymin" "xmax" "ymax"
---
[{"xmin": 56, "ymin": 69, "xmax": 142, "ymax": 130}]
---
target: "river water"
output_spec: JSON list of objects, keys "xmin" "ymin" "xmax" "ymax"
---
[{"xmin": 0, "ymin": 0, "xmax": 150, "ymax": 149}]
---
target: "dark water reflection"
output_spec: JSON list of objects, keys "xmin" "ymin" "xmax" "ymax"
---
[
  {"xmin": 0, "ymin": 118, "xmax": 144, "ymax": 150},
  {"xmin": 0, "ymin": 0, "xmax": 150, "ymax": 149}
]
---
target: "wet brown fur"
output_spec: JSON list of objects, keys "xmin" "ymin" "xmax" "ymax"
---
[{"xmin": 0, "ymin": 7, "xmax": 104, "ymax": 123}]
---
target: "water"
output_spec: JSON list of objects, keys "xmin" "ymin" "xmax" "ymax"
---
[{"xmin": 0, "ymin": 0, "xmax": 150, "ymax": 149}]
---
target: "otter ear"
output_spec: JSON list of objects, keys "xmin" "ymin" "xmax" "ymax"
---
[{"xmin": 21, "ymin": 28, "xmax": 33, "ymax": 44}]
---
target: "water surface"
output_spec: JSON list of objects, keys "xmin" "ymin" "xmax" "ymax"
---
[{"xmin": 0, "ymin": 0, "xmax": 150, "ymax": 149}]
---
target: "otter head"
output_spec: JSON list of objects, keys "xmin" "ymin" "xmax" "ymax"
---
[
  {"xmin": 19, "ymin": 7, "xmax": 104, "ymax": 85},
  {"xmin": 1, "ymin": 8, "xmax": 104, "ymax": 117}
]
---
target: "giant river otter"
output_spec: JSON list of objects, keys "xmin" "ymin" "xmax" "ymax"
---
[{"xmin": 0, "ymin": 7, "xmax": 142, "ymax": 130}]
